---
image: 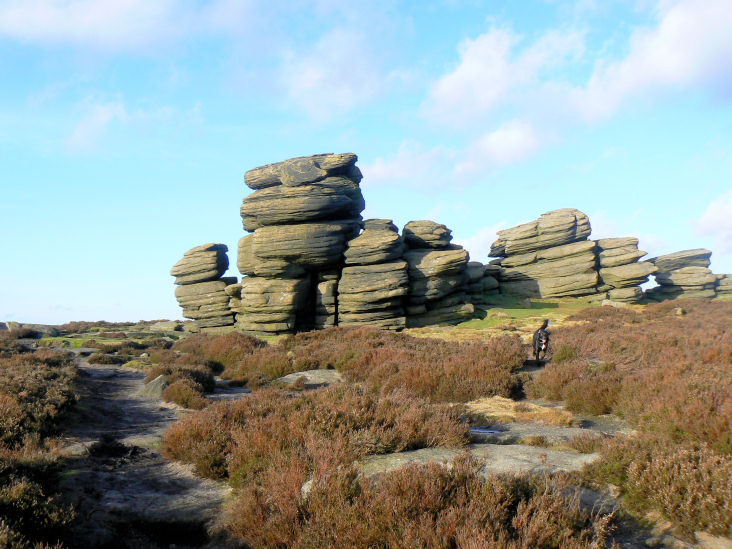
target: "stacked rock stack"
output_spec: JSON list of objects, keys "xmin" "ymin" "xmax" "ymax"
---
[
  {"xmin": 716, "ymin": 275, "xmax": 732, "ymax": 298},
  {"xmin": 338, "ymin": 219, "xmax": 409, "ymax": 330},
  {"xmin": 489, "ymin": 209, "xmax": 599, "ymax": 298},
  {"xmin": 482, "ymin": 264, "xmax": 501, "ymax": 298},
  {"xmin": 170, "ymin": 244, "xmax": 236, "ymax": 329},
  {"xmin": 465, "ymin": 262, "xmax": 486, "ymax": 304},
  {"xmin": 594, "ymin": 237, "xmax": 656, "ymax": 303},
  {"xmin": 237, "ymin": 153, "xmax": 364, "ymax": 334},
  {"xmin": 402, "ymin": 220, "xmax": 474, "ymax": 327},
  {"xmin": 645, "ymin": 249, "xmax": 716, "ymax": 300}
]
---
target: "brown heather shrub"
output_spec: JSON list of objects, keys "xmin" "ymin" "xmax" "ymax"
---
[
  {"xmin": 162, "ymin": 379, "xmax": 210, "ymax": 410},
  {"xmin": 566, "ymin": 432, "xmax": 605, "ymax": 454},
  {"xmin": 55, "ymin": 320, "xmax": 129, "ymax": 334},
  {"xmin": 86, "ymin": 352, "xmax": 126, "ymax": 365},
  {"xmin": 222, "ymin": 327, "xmax": 526, "ymax": 401},
  {"xmin": 172, "ymin": 332, "xmax": 265, "ymax": 372},
  {"xmin": 225, "ymin": 455, "xmax": 614, "ymax": 548},
  {"xmin": 221, "ymin": 346, "xmax": 294, "ymax": 387},
  {"xmin": 528, "ymin": 300, "xmax": 732, "ymax": 534},
  {"xmin": 528, "ymin": 299, "xmax": 732, "ymax": 451},
  {"xmin": 97, "ymin": 331, "xmax": 127, "ymax": 339},
  {"xmin": 162, "ymin": 384, "xmax": 467, "ymax": 483},
  {"xmin": 145, "ymin": 362, "xmax": 215, "ymax": 393},
  {"xmin": 584, "ymin": 436, "xmax": 731, "ymax": 535},
  {"xmin": 0, "ymin": 352, "xmax": 77, "ymax": 446},
  {"xmin": 0, "ymin": 348, "xmax": 77, "ymax": 547},
  {"xmin": 0, "ymin": 334, "xmax": 28, "ymax": 358}
]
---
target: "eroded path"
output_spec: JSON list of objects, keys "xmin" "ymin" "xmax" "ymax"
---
[{"xmin": 58, "ymin": 349, "xmax": 231, "ymax": 549}]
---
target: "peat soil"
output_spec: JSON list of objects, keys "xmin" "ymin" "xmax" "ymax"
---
[{"xmin": 57, "ymin": 349, "xmax": 233, "ymax": 549}]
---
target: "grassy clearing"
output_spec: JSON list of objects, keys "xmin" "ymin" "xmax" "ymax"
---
[
  {"xmin": 408, "ymin": 295, "xmax": 604, "ymax": 343},
  {"xmin": 0, "ymin": 334, "xmax": 77, "ymax": 547}
]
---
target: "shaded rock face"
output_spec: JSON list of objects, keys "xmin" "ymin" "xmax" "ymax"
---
[
  {"xmin": 403, "ymin": 221, "xmax": 474, "ymax": 328},
  {"xmin": 170, "ymin": 244, "xmax": 235, "ymax": 329},
  {"xmin": 490, "ymin": 210, "xmax": 598, "ymax": 299},
  {"xmin": 645, "ymin": 249, "xmax": 716, "ymax": 301},
  {"xmin": 338, "ymin": 223, "xmax": 409, "ymax": 330},
  {"xmin": 716, "ymin": 274, "xmax": 732, "ymax": 296},
  {"xmin": 595, "ymin": 237, "xmax": 654, "ymax": 303}
]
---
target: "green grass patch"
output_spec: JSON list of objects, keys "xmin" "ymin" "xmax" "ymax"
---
[{"xmin": 457, "ymin": 296, "xmax": 598, "ymax": 329}]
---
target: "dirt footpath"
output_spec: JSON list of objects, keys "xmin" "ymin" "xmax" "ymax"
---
[{"xmin": 58, "ymin": 350, "xmax": 231, "ymax": 549}]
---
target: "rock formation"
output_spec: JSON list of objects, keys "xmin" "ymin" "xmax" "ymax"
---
[
  {"xmin": 236, "ymin": 153, "xmax": 363, "ymax": 334},
  {"xmin": 338, "ymin": 220, "xmax": 409, "ymax": 330},
  {"xmin": 170, "ymin": 244, "xmax": 235, "ymax": 329},
  {"xmin": 716, "ymin": 275, "xmax": 732, "ymax": 298},
  {"xmin": 595, "ymin": 237, "xmax": 656, "ymax": 303},
  {"xmin": 489, "ymin": 209, "xmax": 598, "ymax": 298},
  {"xmin": 173, "ymin": 152, "xmax": 726, "ymax": 334},
  {"xmin": 645, "ymin": 249, "xmax": 715, "ymax": 300},
  {"xmin": 402, "ymin": 221, "xmax": 474, "ymax": 327}
]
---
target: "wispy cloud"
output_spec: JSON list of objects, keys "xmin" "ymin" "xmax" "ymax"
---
[
  {"xmin": 573, "ymin": 0, "xmax": 732, "ymax": 120},
  {"xmin": 421, "ymin": 26, "xmax": 585, "ymax": 128},
  {"xmin": 279, "ymin": 27, "xmax": 390, "ymax": 119},
  {"xmin": 66, "ymin": 99, "xmax": 127, "ymax": 152},
  {"xmin": 454, "ymin": 120, "xmax": 540, "ymax": 176}
]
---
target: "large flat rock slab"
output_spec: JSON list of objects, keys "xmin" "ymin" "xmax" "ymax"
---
[{"xmin": 357, "ymin": 443, "xmax": 599, "ymax": 478}]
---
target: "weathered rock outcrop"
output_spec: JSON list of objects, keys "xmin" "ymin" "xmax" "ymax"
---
[
  {"xmin": 171, "ymin": 244, "xmax": 235, "ymax": 329},
  {"xmin": 649, "ymin": 249, "xmax": 712, "ymax": 274},
  {"xmin": 716, "ymin": 274, "xmax": 732, "ymax": 297},
  {"xmin": 490, "ymin": 209, "xmax": 591, "ymax": 257},
  {"xmin": 235, "ymin": 153, "xmax": 364, "ymax": 333},
  {"xmin": 403, "ymin": 221, "xmax": 474, "ymax": 327},
  {"xmin": 170, "ymin": 243, "xmax": 229, "ymax": 285},
  {"xmin": 645, "ymin": 249, "xmax": 716, "ymax": 301},
  {"xmin": 403, "ymin": 220, "xmax": 452, "ymax": 249},
  {"xmin": 490, "ymin": 214, "xmax": 599, "ymax": 298},
  {"xmin": 338, "ymin": 221, "xmax": 409, "ymax": 330},
  {"xmin": 594, "ymin": 237, "xmax": 655, "ymax": 303},
  {"xmin": 244, "ymin": 153, "xmax": 361, "ymax": 190}
]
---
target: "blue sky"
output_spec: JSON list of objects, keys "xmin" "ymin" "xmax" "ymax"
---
[{"xmin": 1, "ymin": 0, "xmax": 731, "ymax": 324}]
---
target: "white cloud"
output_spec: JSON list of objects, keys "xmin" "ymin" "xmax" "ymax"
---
[
  {"xmin": 413, "ymin": 0, "xmax": 732, "ymax": 179},
  {"xmin": 421, "ymin": 26, "xmax": 584, "ymax": 127},
  {"xmin": 0, "ymin": 0, "xmax": 184, "ymax": 51},
  {"xmin": 361, "ymin": 141, "xmax": 455, "ymax": 187},
  {"xmin": 454, "ymin": 120, "xmax": 540, "ymax": 176},
  {"xmin": 695, "ymin": 190, "xmax": 732, "ymax": 255},
  {"xmin": 279, "ymin": 27, "xmax": 390, "ymax": 119},
  {"xmin": 66, "ymin": 100, "xmax": 127, "ymax": 152},
  {"xmin": 452, "ymin": 222, "xmax": 507, "ymax": 263},
  {"xmin": 574, "ymin": 0, "xmax": 732, "ymax": 120},
  {"xmin": 0, "ymin": 0, "xmax": 268, "ymax": 52}
]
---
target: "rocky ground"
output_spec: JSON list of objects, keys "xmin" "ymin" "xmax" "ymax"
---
[{"xmin": 57, "ymin": 348, "xmax": 234, "ymax": 548}]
